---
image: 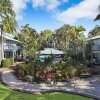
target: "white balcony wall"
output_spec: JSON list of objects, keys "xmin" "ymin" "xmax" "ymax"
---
[
  {"xmin": 92, "ymin": 45, "xmax": 100, "ymax": 51},
  {"xmin": 93, "ymin": 39, "xmax": 100, "ymax": 45},
  {"xmin": 3, "ymin": 43, "xmax": 18, "ymax": 51},
  {"xmin": 0, "ymin": 43, "xmax": 18, "ymax": 50},
  {"xmin": 92, "ymin": 39, "xmax": 100, "ymax": 51}
]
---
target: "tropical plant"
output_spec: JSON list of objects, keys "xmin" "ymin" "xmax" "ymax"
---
[
  {"xmin": 0, "ymin": 0, "xmax": 18, "ymax": 33},
  {"xmin": 40, "ymin": 29, "xmax": 53, "ymax": 48},
  {"xmin": 94, "ymin": 5, "xmax": 100, "ymax": 21},
  {"xmin": 0, "ymin": 0, "xmax": 18, "ymax": 66},
  {"xmin": 16, "ymin": 24, "xmax": 41, "ymax": 56},
  {"xmin": 88, "ymin": 25, "xmax": 100, "ymax": 37},
  {"xmin": 75, "ymin": 64, "xmax": 87, "ymax": 76}
]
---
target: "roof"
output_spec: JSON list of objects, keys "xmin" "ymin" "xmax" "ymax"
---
[
  {"xmin": 0, "ymin": 31, "xmax": 21, "ymax": 43},
  {"xmin": 39, "ymin": 48, "xmax": 64, "ymax": 55},
  {"xmin": 87, "ymin": 35, "xmax": 100, "ymax": 41},
  {"xmin": 3, "ymin": 35, "xmax": 21, "ymax": 43}
]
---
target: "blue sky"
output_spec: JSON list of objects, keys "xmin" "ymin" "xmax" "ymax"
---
[{"xmin": 11, "ymin": 0, "xmax": 100, "ymax": 37}]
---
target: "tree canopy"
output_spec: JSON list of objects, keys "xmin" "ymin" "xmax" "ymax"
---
[
  {"xmin": 0, "ymin": 0, "xmax": 18, "ymax": 34},
  {"xmin": 88, "ymin": 25, "xmax": 100, "ymax": 37}
]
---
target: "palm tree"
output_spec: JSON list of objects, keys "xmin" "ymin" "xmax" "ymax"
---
[
  {"xmin": 88, "ymin": 25, "xmax": 100, "ymax": 37},
  {"xmin": 0, "ymin": 0, "xmax": 18, "ymax": 33},
  {"xmin": 17, "ymin": 24, "xmax": 40, "ymax": 56},
  {"xmin": 94, "ymin": 5, "xmax": 100, "ymax": 21},
  {"xmin": 56, "ymin": 24, "xmax": 71, "ymax": 51},
  {"xmin": 0, "ymin": 0, "xmax": 18, "ymax": 64},
  {"xmin": 40, "ymin": 29, "xmax": 53, "ymax": 48}
]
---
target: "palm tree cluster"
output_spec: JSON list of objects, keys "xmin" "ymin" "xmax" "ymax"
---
[
  {"xmin": 15, "ymin": 24, "xmax": 87, "ymax": 65},
  {"xmin": 0, "ymin": 0, "xmax": 18, "ymax": 34}
]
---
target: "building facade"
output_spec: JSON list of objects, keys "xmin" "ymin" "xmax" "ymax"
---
[
  {"xmin": 87, "ymin": 35, "xmax": 100, "ymax": 65},
  {"xmin": 0, "ymin": 35, "xmax": 21, "ymax": 65}
]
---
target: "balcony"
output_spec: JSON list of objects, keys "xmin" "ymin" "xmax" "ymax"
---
[
  {"xmin": 92, "ymin": 45, "xmax": 100, "ymax": 51},
  {"xmin": 3, "ymin": 43, "xmax": 18, "ymax": 50}
]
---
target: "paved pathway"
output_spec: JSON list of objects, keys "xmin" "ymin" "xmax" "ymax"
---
[{"xmin": 2, "ymin": 69, "xmax": 100, "ymax": 99}]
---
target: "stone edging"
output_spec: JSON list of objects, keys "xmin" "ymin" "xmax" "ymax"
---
[{"xmin": 1, "ymin": 69, "xmax": 100, "ymax": 100}]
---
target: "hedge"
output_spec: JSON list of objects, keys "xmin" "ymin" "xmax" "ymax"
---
[{"xmin": 2, "ymin": 58, "xmax": 13, "ymax": 67}]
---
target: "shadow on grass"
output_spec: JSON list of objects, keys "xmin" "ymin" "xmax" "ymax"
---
[{"xmin": 0, "ymin": 82, "xmax": 93, "ymax": 100}]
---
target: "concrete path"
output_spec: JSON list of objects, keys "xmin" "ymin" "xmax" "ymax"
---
[{"xmin": 1, "ymin": 69, "xmax": 100, "ymax": 99}]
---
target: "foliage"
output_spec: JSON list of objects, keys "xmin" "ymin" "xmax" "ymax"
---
[
  {"xmin": 40, "ymin": 29, "xmax": 53, "ymax": 48},
  {"xmin": 23, "ymin": 75, "xmax": 33, "ymax": 82},
  {"xmin": 64, "ymin": 66, "xmax": 77, "ymax": 78},
  {"xmin": 15, "ymin": 24, "xmax": 40, "ymax": 56},
  {"xmin": 39, "ymin": 67, "xmax": 54, "ymax": 83},
  {"xmin": 94, "ymin": 5, "xmax": 100, "ymax": 21},
  {"xmin": 88, "ymin": 25, "xmax": 100, "ymax": 37},
  {"xmin": 85, "ymin": 42, "xmax": 91, "ymax": 65},
  {"xmin": 2, "ymin": 58, "xmax": 13, "ymax": 67},
  {"xmin": 0, "ymin": 0, "xmax": 18, "ymax": 34},
  {"xmin": 22, "ymin": 63, "xmax": 33, "ymax": 75},
  {"xmin": 55, "ymin": 24, "xmax": 85, "ymax": 51},
  {"xmin": 14, "ymin": 58, "xmax": 88, "ymax": 82},
  {"xmin": 75, "ymin": 64, "xmax": 87, "ymax": 76},
  {"xmin": 14, "ymin": 64, "xmax": 26, "ymax": 78}
]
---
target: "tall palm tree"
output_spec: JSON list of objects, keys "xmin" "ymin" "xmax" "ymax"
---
[
  {"xmin": 17, "ymin": 24, "xmax": 40, "ymax": 56},
  {"xmin": 94, "ymin": 5, "xmax": 100, "ymax": 21},
  {"xmin": 40, "ymin": 29, "xmax": 53, "ymax": 48},
  {"xmin": 0, "ymin": 0, "xmax": 18, "ymax": 64},
  {"xmin": 88, "ymin": 25, "xmax": 100, "ymax": 37},
  {"xmin": 56, "ymin": 24, "xmax": 71, "ymax": 51},
  {"xmin": 0, "ymin": 0, "xmax": 18, "ymax": 33}
]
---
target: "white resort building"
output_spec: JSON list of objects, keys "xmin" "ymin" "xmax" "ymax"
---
[
  {"xmin": 87, "ymin": 35, "xmax": 100, "ymax": 65},
  {"xmin": 0, "ymin": 34, "xmax": 21, "ymax": 65}
]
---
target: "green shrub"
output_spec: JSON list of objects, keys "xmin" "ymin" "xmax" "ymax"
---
[
  {"xmin": 2, "ymin": 58, "xmax": 13, "ymax": 67},
  {"xmin": 65, "ymin": 57, "xmax": 73, "ymax": 66},
  {"xmin": 65, "ymin": 66, "xmax": 77, "ymax": 78},
  {"xmin": 22, "ymin": 63, "xmax": 33, "ymax": 75},
  {"xmin": 14, "ymin": 64, "xmax": 26, "ymax": 78},
  {"xmin": 23, "ymin": 75, "xmax": 33, "ymax": 82},
  {"xmin": 10, "ymin": 58, "xmax": 13, "ymax": 65},
  {"xmin": 75, "ymin": 64, "xmax": 87, "ymax": 76}
]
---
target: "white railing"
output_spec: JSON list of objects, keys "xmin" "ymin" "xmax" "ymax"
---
[
  {"xmin": 92, "ymin": 45, "xmax": 100, "ymax": 51},
  {"xmin": 3, "ymin": 43, "xmax": 18, "ymax": 50}
]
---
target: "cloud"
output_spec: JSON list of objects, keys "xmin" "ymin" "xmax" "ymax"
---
[
  {"xmin": 31, "ymin": 0, "xmax": 45, "ymax": 8},
  {"xmin": 10, "ymin": 0, "xmax": 68, "ymax": 20},
  {"xmin": 32, "ymin": 0, "xmax": 68, "ymax": 10},
  {"xmin": 11, "ymin": 0, "xmax": 30, "ymax": 20},
  {"xmin": 56, "ymin": 0, "xmax": 100, "ymax": 24}
]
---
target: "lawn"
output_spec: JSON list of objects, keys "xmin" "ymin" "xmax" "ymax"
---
[{"xmin": 0, "ymin": 83, "xmax": 93, "ymax": 100}]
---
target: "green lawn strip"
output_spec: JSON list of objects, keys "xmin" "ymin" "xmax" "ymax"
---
[{"xmin": 0, "ymin": 83, "xmax": 93, "ymax": 100}]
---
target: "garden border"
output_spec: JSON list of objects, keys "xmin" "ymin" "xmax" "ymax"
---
[{"xmin": 1, "ymin": 69, "xmax": 100, "ymax": 100}]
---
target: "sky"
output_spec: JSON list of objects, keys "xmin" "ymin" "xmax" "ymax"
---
[{"xmin": 11, "ymin": 0, "xmax": 100, "ymax": 37}]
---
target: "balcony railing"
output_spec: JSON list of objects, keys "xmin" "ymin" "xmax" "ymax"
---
[
  {"xmin": 3, "ymin": 43, "xmax": 18, "ymax": 50},
  {"xmin": 92, "ymin": 45, "xmax": 100, "ymax": 51}
]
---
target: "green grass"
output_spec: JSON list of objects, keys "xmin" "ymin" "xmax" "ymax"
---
[{"xmin": 0, "ymin": 82, "xmax": 93, "ymax": 100}]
